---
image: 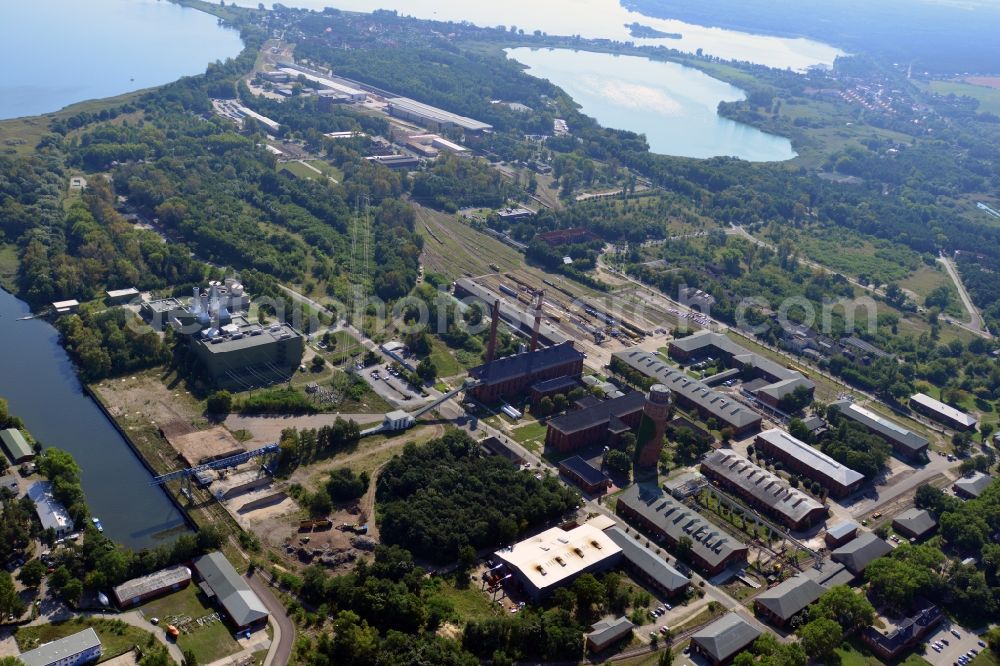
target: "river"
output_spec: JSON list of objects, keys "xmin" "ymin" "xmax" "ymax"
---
[
  {"xmin": 508, "ymin": 48, "xmax": 796, "ymax": 161},
  {"xmin": 0, "ymin": 289, "xmax": 188, "ymax": 549},
  {"xmin": 229, "ymin": 0, "xmax": 843, "ymax": 71},
  {"xmin": 0, "ymin": 0, "xmax": 244, "ymax": 120}
]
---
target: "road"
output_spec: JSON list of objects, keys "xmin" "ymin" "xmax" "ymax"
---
[
  {"xmin": 937, "ymin": 254, "xmax": 990, "ymax": 337},
  {"xmin": 248, "ymin": 572, "xmax": 294, "ymax": 666}
]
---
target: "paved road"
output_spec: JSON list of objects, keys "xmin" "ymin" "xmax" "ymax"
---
[
  {"xmin": 937, "ymin": 254, "xmax": 990, "ymax": 337},
  {"xmin": 247, "ymin": 573, "xmax": 293, "ymax": 666}
]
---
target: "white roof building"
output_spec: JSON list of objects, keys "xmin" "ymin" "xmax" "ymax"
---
[{"xmin": 27, "ymin": 481, "xmax": 74, "ymax": 536}]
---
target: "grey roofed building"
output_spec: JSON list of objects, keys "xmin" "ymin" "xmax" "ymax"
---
[
  {"xmin": 616, "ymin": 485, "xmax": 747, "ymax": 575},
  {"xmin": 804, "ymin": 557, "xmax": 855, "ymax": 588},
  {"xmin": 754, "ymin": 575, "xmax": 826, "ymax": 625},
  {"xmin": 700, "ymin": 450, "xmax": 827, "ymax": 530},
  {"xmin": 840, "ymin": 336, "xmax": 890, "ymax": 359},
  {"xmin": 611, "ymin": 350, "xmax": 762, "ymax": 435},
  {"xmin": 113, "ymin": 565, "xmax": 192, "ymax": 607},
  {"xmin": 909, "ymin": 393, "xmax": 977, "ymax": 430},
  {"xmin": 690, "ymin": 613, "xmax": 762, "ymax": 665},
  {"xmin": 891, "ymin": 508, "xmax": 937, "ymax": 540},
  {"xmin": 824, "ymin": 520, "xmax": 860, "ymax": 548},
  {"xmin": 754, "ymin": 429, "xmax": 865, "ymax": 496},
  {"xmin": 831, "ymin": 533, "xmax": 892, "ymax": 575},
  {"xmin": 953, "ymin": 471, "xmax": 992, "ymax": 499},
  {"xmin": 19, "ymin": 627, "xmax": 101, "ymax": 666},
  {"xmin": 192, "ymin": 552, "xmax": 268, "ymax": 629},
  {"xmin": 604, "ymin": 526, "xmax": 690, "ymax": 597},
  {"xmin": 754, "ymin": 376, "xmax": 815, "ymax": 403},
  {"xmin": 586, "ymin": 616, "xmax": 635, "ymax": 653},
  {"xmin": 829, "ymin": 401, "xmax": 928, "ymax": 460},
  {"xmin": 27, "ymin": 481, "xmax": 73, "ymax": 536}
]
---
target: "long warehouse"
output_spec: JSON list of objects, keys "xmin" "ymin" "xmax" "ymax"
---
[{"xmin": 754, "ymin": 429, "xmax": 865, "ymax": 498}]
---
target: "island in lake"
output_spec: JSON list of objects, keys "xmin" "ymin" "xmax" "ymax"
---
[{"xmin": 626, "ymin": 22, "xmax": 681, "ymax": 39}]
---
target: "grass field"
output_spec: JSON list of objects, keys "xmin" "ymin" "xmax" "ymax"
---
[
  {"xmin": 138, "ymin": 585, "xmax": 242, "ymax": 664},
  {"xmin": 277, "ymin": 159, "xmax": 343, "ymax": 183},
  {"xmin": 927, "ymin": 80, "xmax": 1000, "ymax": 115},
  {"xmin": 427, "ymin": 336, "xmax": 466, "ymax": 377},
  {"xmin": 15, "ymin": 617, "xmax": 155, "ymax": 662},
  {"xmin": 836, "ymin": 636, "xmax": 932, "ymax": 666},
  {"xmin": 0, "ymin": 243, "xmax": 19, "ymax": 292},
  {"xmin": 429, "ymin": 577, "xmax": 503, "ymax": 623}
]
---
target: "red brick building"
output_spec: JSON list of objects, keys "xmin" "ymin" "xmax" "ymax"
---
[
  {"xmin": 467, "ymin": 342, "xmax": 584, "ymax": 403},
  {"xmin": 545, "ymin": 391, "xmax": 646, "ymax": 452}
]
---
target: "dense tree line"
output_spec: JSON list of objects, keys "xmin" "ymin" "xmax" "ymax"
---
[
  {"xmin": 57, "ymin": 307, "xmax": 170, "ymax": 383},
  {"xmin": 376, "ymin": 429, "xmax": 580, "ymax": 562}
]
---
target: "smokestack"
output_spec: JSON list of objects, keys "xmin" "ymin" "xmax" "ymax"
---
[
  {"xmin": 485, "ymin": 299, "xmax": 500, "ymax": 364},
  {"xmin": 530, "ymin": 290, "xmax": 544, "ymax": 352}
]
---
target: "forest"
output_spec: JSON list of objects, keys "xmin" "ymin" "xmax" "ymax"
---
[{"xmin": 375, "ymin": 429, "xmax": 580, "ymax": 563}]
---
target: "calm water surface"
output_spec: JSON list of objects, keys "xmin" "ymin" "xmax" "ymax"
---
[
  {"xmin": 508, "ymin": 48, "xmax": 796, "ymax": 161},
  {"xmin": 229, "ymin": 0, "xmax": 843, "ymax": 71},
  {"xmin": 0, "ymin": 0, "xmax": 243, "ymax": 119},
  {"xmin": 0, "ymin": 289, "xmax": 188, "ymax": 549}
]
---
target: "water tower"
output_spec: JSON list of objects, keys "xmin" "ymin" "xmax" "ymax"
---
[{"xmin": 636, "ymin": 384, "xmax": 671, "ymax": 468}]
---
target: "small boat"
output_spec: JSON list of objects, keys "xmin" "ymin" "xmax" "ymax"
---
[{"xmin": 91, "ymin": 517, "xmax": 104, "ymax": 533}]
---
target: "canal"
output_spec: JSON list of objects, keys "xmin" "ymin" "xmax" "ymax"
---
[{"xmin": 0, "ymin": 288, "xmax": 189, "ymax": 549}]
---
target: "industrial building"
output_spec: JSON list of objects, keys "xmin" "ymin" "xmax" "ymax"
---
[
  {"xmin": 529, "ymin": 375, "xmax": 580, "ymax": 405},
  {"xmin": 753, "ymin": 575, "xmax": 826, "ymax": 627},
  {"xmin": 405, "ymin": 133, "xmax": 469, "ymax": 156},
  {"xmin": 545, "ymin": 391, "xmax": 646, "ymax": 452},
  {"xmin": 909, "ymin": 393, "xmax": 977, "ymax": 431},
  {"xmin": 829, "ymin": 400, "xmax": 929, "ymax": 460},
  {"xmin": 953, "ymin": 471, "xmax": 992, "ymax": 499},
  {"xmin": 277, "ymin": 66, "xmax": 367, "ymax": 101},
  {"xmin": 105, "ymin": 287, "xmax": 139, "ymax": 304},
  {"xmin": 18, "ymin": 627, "xmax": 101, "ymax": 666},
  {"xmin": 668, "ymin": 331, "xmax": 815, "ymax": 409},
  {"xmin": 689, "ymin": 613, "xmax": 761, "ymax": 666},
  {"xmin": 192, "ymin": 552, "xmax": 269, "ymax": 631},
  {"xmin": 753, "ymin": 429, "xmax": 865, "ymax": 498},
  {"xmin": 557, "ymin": 456, "xmax": 611, "ymax": 494},
  {"xmin": 467, "ymin": 342, "xmax": 584, "ymax": 403},
  {"xmin": 586, "ymin": 617, "xmax": 635, "ymax": 654},
  {"xmin": 892, "ymin": 508, "xmax": 937, "ymax": 541},
  {"xmin": 612, "ymin": 350, "xmax": 762, "ymax": 436},
  {"xmin": 824, "ymin": 520, "xmax": 859, "ymax": 549},
  {"xmin": 140, "ymin": 297, "xmax": 185, "ymax": 331},
  {"xmin": 830, "ymin": 533, "xmax": 892, "ymax": 576},
  {"xmin": 492, "ymin": 524, "xmax": 622, "ymax": 601},
  {"xmin": 454, "ymin": 277, "xmax": 568, "ymax": 348},
  {"xmin": 365, "ymin": 154, "xmax": 420, "ymax": 170},
  {"xmin": 616, "ymin": 485, "xmax": 748, "ymax": 575},
  {"xmin": 27, "ymin": 481, "xmax": 74, "ymax": 536},
  {"xmin": 113, "ymin": 565, "xmax": 192, "ymax": 608},
  {"xmin": 699, "ymin": 450, "xmax": 828, "ymax": 530},
  {"xmin": 51, "ymin": 299, "xmax": 79, "ymax": 314},
  {"xmin": 604, "ymin": 526, "xmax": 690, "ymax": 598},
  {"xmin": 386, "ymin": 97, "xmax": 492, "ymax": 133},
  {"xmin": 0, "ymin": 428, "xmax": 34, "ymax": 464}
]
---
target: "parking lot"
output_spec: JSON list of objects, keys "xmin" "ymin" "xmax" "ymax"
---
[
  {"xmin": 921, "ymin": 624, "xmax": 986, "ymax": 666},
  {"xmin": 362, "ymin": 363, "xmax": 425, "ymax": 409}
]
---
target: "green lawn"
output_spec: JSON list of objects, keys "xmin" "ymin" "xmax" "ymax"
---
[
  {"xmin": 511, "ymin": 420, "xmax": 547, "ymax": 446},
  {"xmin": 968, "ymin": 649, "xmax": 995, "ymax": 666},
  {"xmin": 428, "ymin": 578, "xmax": 503, "ymax": 623},
  {"xmin": 427, "ymin": 336, "xmax": 466, "ymax": 377},
  {"xmin": 927, "ymin": 80, "xmax": 1000, "ymax": 115},
  {"xmin": 15, "ymin": 617, "xmax": 155, "ymax": 662},
  {"xmin": 138, "ymin": 585, "xmax": 242, "ymax": 664},
  {"xmin": 277, "ymin": 159, "xmax": 342, "ymax": 182},
  {"xmin": 836, "ymin": 636, "xmax": 932, "ymax": 666}
]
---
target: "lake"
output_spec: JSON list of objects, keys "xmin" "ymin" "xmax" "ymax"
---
[
  {"xmin": 508, "ymin": 48, "xmax": 796, "ymax": 161},
  {"xmin": 229, "ymin": 0, "xmax": 843, "ymax": 71},
  {"xmin": 0, "ymin": 0, "xmax": 244, "ymax": 120},
  {"xmin": 0, "ymin": 289, "xmax": 188, "ymax": 550}
]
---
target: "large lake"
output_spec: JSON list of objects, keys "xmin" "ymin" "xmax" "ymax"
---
[
  {"xmin": 231, "ymin": 0, "xmax": 843, "ymax": 71},
  {"xmin": 508, "ymin": 48, "xmax": 796, "ymax": 161},
  {"xmin": 0, "ymin": 289, "xmax": 188, "ymax": 550},
  {"xmin": 0, "ymin": 0, "xmax": 244, "ymax": 120}
]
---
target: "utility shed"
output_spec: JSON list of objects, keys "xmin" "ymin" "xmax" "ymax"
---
[
  {"xmin": 586, "ymin": 617, "xmax": 635, "ymax": 653},
  {"xmin": 690, "ymin": 613, "xmax": 761, "ymax": 666},
  {"xmin": 18, "ymin": 627, "xmax": 101, "ymax": 666},
  {"xmin": 0, "ymin": 428, "xmax": 34, "ymax": 463},
  {"xmin": 192, "ymin": 552, "xmax": 268, "ymax": 630}
]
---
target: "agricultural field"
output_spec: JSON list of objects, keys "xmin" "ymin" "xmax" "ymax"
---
[{"xmin": 926, "ymin": 79, "xmax": 1000, "ymax": 115}]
